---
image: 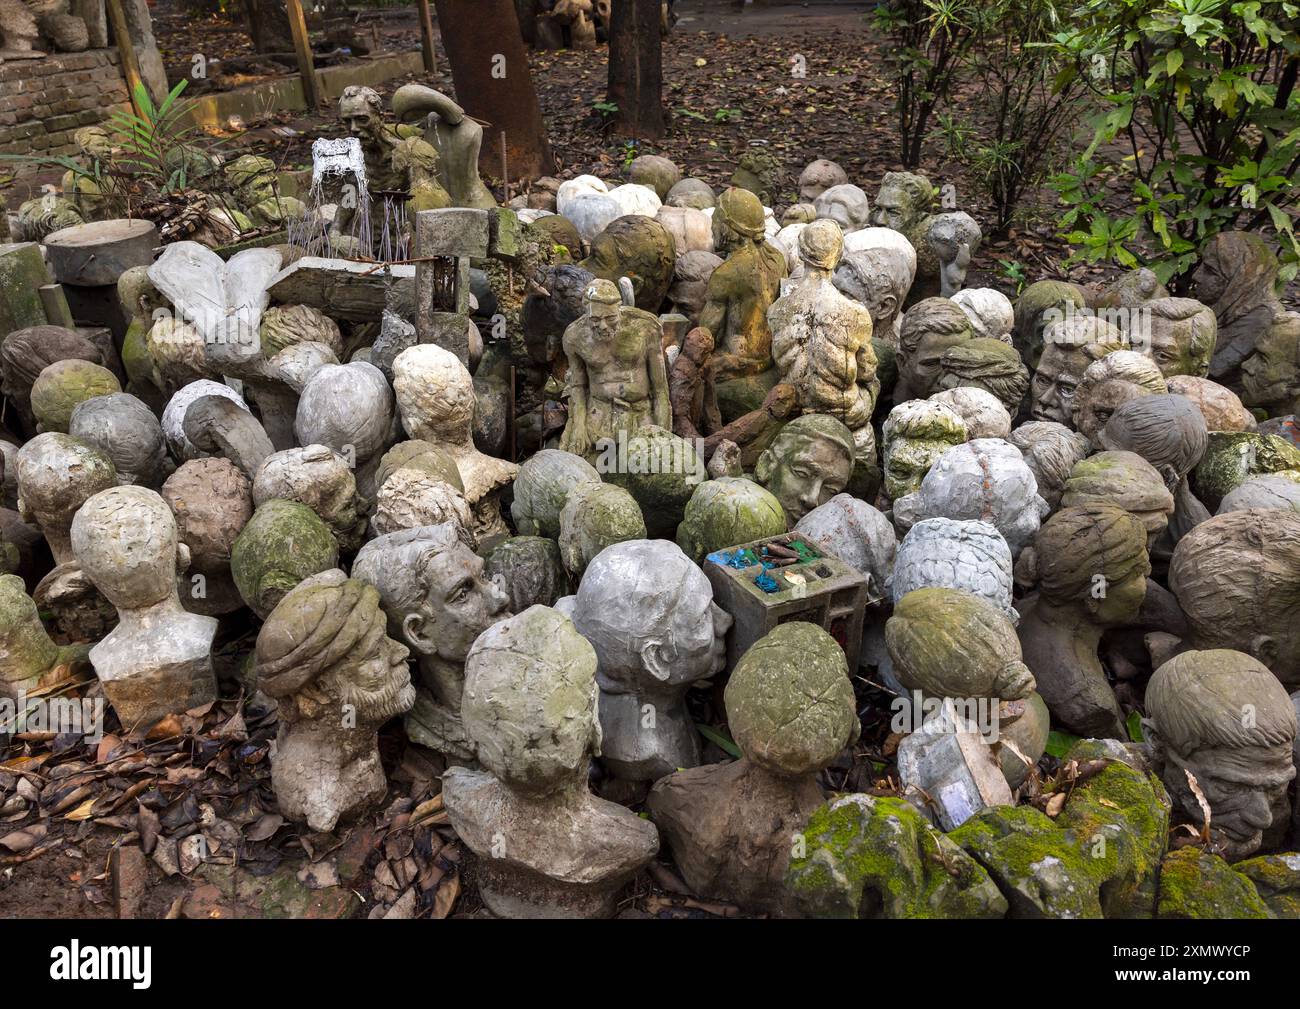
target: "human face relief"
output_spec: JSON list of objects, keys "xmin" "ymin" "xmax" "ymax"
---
[
  {"xmin": 337, "ymin": 634, "xmax": 416, "ymax": 724},
  {"xmin": 884, "ymin": 436, "xmax": 949, "ymax": 502},
  {"xmin": 1191, "ymin": 256, "xmax": 1228, "ymax": 307},
  {"xmin": 661, "ymin": 576, "xmax": 733, "ymax": 684},
  {"xmin": 768, "ymin": 437, "xmax": 852, "ymax": 524},
  {"xmin": 908, "ymin": 330, "xmax": 969, "ymax": 399},
  {"xmin": 1030, "ymin": 344, "xmax": 1085, "ymax": 425},
  {"xmin": 869, "ymin": 185, "xmax": 909, "ymax": 232},
  {"xmin": 1242, "ymin": 326, "xmax": 1300, "ymax": 410},
  {"xmin": 1147, "ymin": 316, "xmax": 1196, "ymax": 377},
  {"xmin": 1088, "ymin": 566, "xmax": 1148, "ymax": 626},
  {"xmin": 1167, "ymin": 743, "xmax": 1295, "ymax": 860},
  {"xmin": 1075, "ymin": 379, "xmax": 1146, "ymax": 443},
  {"xmin": 421, "ymin": 544, "xmax": 512, "ymax": 664}
]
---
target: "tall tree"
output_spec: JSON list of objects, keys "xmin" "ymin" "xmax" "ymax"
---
[
  {"xmin": 432, "ymin": 0, "xmax": 555, "ymax": 181},
  {"xmin": 605, "ymin": 0, "xmax": 664, "ymax": 139},
  {"xmin": 241, "ymin": 0, "xmax": 294, "ymax": 53}
]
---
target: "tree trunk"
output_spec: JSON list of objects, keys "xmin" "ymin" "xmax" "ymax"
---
[
  {"xmin": 243, "ymin": 0, "xmax": 294, "ymax": 54},
  {"xmin": 432, "ymin": 0, "xmax": 555, "ymax": 181},
  {"xmin": 606, "ymin": 0, "xmax": 664, "ymax": 139}
]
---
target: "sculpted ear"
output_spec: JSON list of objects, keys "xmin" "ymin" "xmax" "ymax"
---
[
  {"xmin": 754, "ymin": 449, "xmax": 774, "ymax": 484},
  {"xmin": 640, "ymin": 640, "xmax": 674, "ymax": 683},
  {"xmin": 1249, "ymin": 633, "xmax": 1281, "ymax": 670},
  {"xmin": 402, "ymin": 612, "xmax": 438, "ymax": 656}
]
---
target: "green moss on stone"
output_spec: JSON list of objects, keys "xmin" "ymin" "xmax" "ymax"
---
[
  {"xmin": 1157, "ymin": 847, "xmax": 1270, "ymax": 919},
  {"xmin": 231, "ymin": 499, "xmax": 339, "ymax": 619}
]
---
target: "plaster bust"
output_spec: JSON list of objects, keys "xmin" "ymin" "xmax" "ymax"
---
[
  {"xmin": 881, "ymin": 399, "xmax": 968, "ymax": 503},
  {"xmin": 1005, "ymin": 421, "xmax": 1092, "ymax": 509},
  {"xmin": 892, "ymin": 519, "xmax": 1016, "ymax": 621},
  {"xmin": 1030, "ymin": 315, "xmax": 1127, "ymax": 425},
  {"xmin": 1070, "ymin": 350, "xmax": 1167, "ymax": 443},
  {"xmin": 754, "ymin": 414, "xmax": 856, "ymax": 526}
]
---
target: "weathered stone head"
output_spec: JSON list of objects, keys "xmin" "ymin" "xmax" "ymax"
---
[
  {"xmin": 231, "ymin": 498, "xmax": 339, "ymax": 619},
  {"xmin": 67, "ymin": 392, "xmax": 170, "ymax": 488},
  {"xmin": 1031, "ymin": 315, "xmax": 1127, "ymax": 425},
  {"xmin": 0, "ymin": 573, "xmax": 75, "ymax": 698},
  {"xmin": 888, "ymin": 587, "xmax": 1034, "ymax": 700},
  {"xmin": 1, "ymin": 325, "xmax": 106, "ymax": 433},
  {"xmin": 557, "ymin": 481, "xmax": 647, "ymax": 579},
  {"xmin": 881, "ymin": 399, "xmax": 968, "ymax": 502},
  {"xmin": 712, "ymin": 187, "xmax": 768, "ymax": 256},
  {"xmin": 833, "ymin": 245, "xmax": 916, "ymax": 347},
  {"xmin": 754, "ymin": 414, "xmax": 855, "ymax": 525},
  {"xmin": 374, "ymin": 439, "xmax": 463, "ymax": 496},
  {"xmin": 951, "ymin": 288, "xmax": 1014, "ymax": 342},
  {"xmin": 1242, "ymin": 311, "xmax": 1300, "ymax": 417},
  {"xmin": 463, "ymin": 605, "xmax": 603, "ymax": 796},
  {"xmin": 676, "ymin": 477, "xmax": 786, "ymax": 564},
  {"xmin": 725, "ymin": 621, "xmax": 860, "ymax": 778},
  {"xmin": 372, "ymin": 470, "xmax": 473, "ymax": 539},
  {"xmin": 669, "ymin": 249, "xmax": 723, "ymax": 321},
  {"xmin": 1070, "ymin": 350, "xmax": 1167, "ymax": 443},
  {"xmin": 794, "ymin": 493, "xmax": 897, "ymax": 601},
  {"xmin": 160, "ymin": 458, "xmax": 251, "ymax": 616},
  {"xmin": 628, "ymin": 154, "xmax": 681, "ymax": 200},
  {"xmin": 895, "ymin": 439, "xmax": 1047, "ymax": 559},
  {"xmin": 1012, "ymin": 280, "xmax": 1088, "ymax": 370},
  {"xmin": 928, "ymin": 387, "xmax": 1010, "ymax": 440},
  {"xmin": 163, "ymin": 380, "xmax": 250, "ymax": 461},
  {"xmin": 870, "ymin": 171, "xmax": 934, "ymax": 235},
  {"xmin": 253, "ymin": 445, "xmax": 365, "ymax": 553},
  {"xmin": 30, "ymin": 360, "xmax": 120, "ymax": 434},
  {"xmin": 666, "ymin": 177, "xmax": 717, "ymax": 210},
  {"xmin": 1144, "ymin": 297, "xmax": 1217, "ymax": 378},
  {"xmin": 511, "ymin": 450, "xmax": 601, "ymax": 538},
  {"xmin": 798, "ymin": 159, "xmax": 849, "ymax": 203},
  {"xmin": 1098, "ymin": 394, "xmax": 1209, "ymax": 492},
  {"xmin": 1028, "ymin": 502, "xmax": 1150, "ymax": 626},
  {"xmin": 353, "ymin": 521, "xmax": 511, "ymax": 676},
  {"xmin": 256, "ymin": 569, "xmax": 416, "ymax": 831},
  {"xmin": 892, "ymin": 519, "xmax": 1016, "ymax": 621},
  {"xmin": 295, "ymin": 362, "xmax": 393, "ymax": 468},
  {"xmin": 813, "ymin": 184, "xmax": 871, "ymax": 234},
  {"xmin": 15, "ymin": 433, "xmax": 117, "ymax": 565},
  {"xmin": 572, "ymin": 539, "xmax": 732, "ymax": 778},
  {"xmin": 926, "ymin": 212, "xmax": 982, "ymax": 297},
  {"xmin": 1146, "ymin": 649, "xmax": 1296, "ymax": 860},
  {"xmin": 897, "ymin": 297, "xmax": 974, "ymax": 399},
  {"xmin": 71, "ymin": 486, "xmax": 186, "ymax": 612},
  {"xmin": 1192, "ymin": 231, "xmax": 1283, "ymax": 380},
  {"xmin": 1218, "ymin": 473, "xmax": 1300, "ymax": 513},
  {"xmin": 1170, "ymin": 509, "xmax": 1300, "ymax": 688},
  {"xmin": 935, "ymin": 337, "xmax": 1028, "ymax": 413},
  {"xmin": 1005, "ymin": 421, "xmax": 1092, "ymax": 509},
  {"xmin": 581, "ymin": 215, "xmax": 676, "ymax": 311},
  {"xmin": 338, "ymin": 84, "xmax": 385, "ymax": 144},
  {"xmin": 1060, "ymin": 451, "xmax": 1175, "ymax": 548}
]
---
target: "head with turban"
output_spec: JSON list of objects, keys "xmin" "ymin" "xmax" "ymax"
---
[
  {"xmin": 1024, "ymin": 502, "xmax": 1150, "ymax": 625},
  {"xmin": 1060, "ymin": 450, "xmax": 1175, "ymax": 548},
  {"xmin": 936, "ymin": 336, "xmax": 1029, "ymax": 413}
]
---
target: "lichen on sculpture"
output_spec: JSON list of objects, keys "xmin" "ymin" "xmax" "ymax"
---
[
  {"xmin": 1144, "ymin": 297, "xmax": 1217, "ymax": 378},
  {"xmin": 1012, "ymin": 280, "xmax": 1088, "ymax": 371},
  {"xmin": 753, "ymin": 414, "xmax": 855, "ymax": 526},
  {"xmin": 1031, "ymin": 314, "xmax": 1128, "ymax": 426},
  {"xmin": 891, "ymin": 519, "xmax": 1016, "ymax": 622},
  {"xmin": 928, "ymin": 387, "xmax": 1010, "ymax": 440},
  {"xmin": 580, "ymin": 215, "xmax": 677, "ymax": 311},
  {"xmin": 1005, "ymin": 422, "xmax": 1092, "ymax": 509},
  {"xmin": 880, "ymin": 399, "xmax": 968, "ymax": 503},
  {"xmin": 1191, "ymin": 231, "xmax": 1288, "ymax": 385},
  {"xmin": 895, "ymin": 297, "xmax": 974, "ymax": 402},
  {"xmin": 0, "ymin": 573, "xmax": 89, "ymax": 700},
  {"xmin": 231, "ymin": 498, "xmax": 339, "ymax": 619},
  {"xmin": 933, "ymin": 337, "xmax": 1028, "ymax": 414},
  {"xmin": 675, "ymin": 477, "xmax": 786, "ymax": 564},
  {"xmin": 1060, "ymin": 450, "xmax": 1176, "ymax": 548}
]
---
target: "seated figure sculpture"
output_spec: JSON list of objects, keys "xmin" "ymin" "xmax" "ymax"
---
[
  {"xmin": 332, "ymin": 86, "xmax": 451, "ymax": 251},
  {"xmin": 698, "ymin": 188, "xmax": 789, "ymax": 407},
  {"xmin": 753, "ymin": 414, "xmax": 856, "ymax": 526},
  {"xmin": 769, "ymin": 221, "xmax": 879, "ymax": 479},
  {"xmin": 571, "ymin": 540, "xmax": 731, "ymax": 781},
  {"xmin": 70, "ymin": 487, "xmax": 218, "ymax": 730},
  {"xmin": 558, "ymin": 279, "xmax": 671, "ymax": 460},
  {"xmin": 1169, "ymin": 509, "xmax": 1300, "ymax": 689},
  {"xmin": 442, "ymin": 605, "xmax": 660, "ymax": 917},
  {"xmin": 1146, "ymin": 649, "xmax": 1296, "ymax": 861},
  {"xmin": 1016, "ymin": 503, "xmax": 1150, "ymax": 738},
  {"xmin": 352, "ymin": 523, "xmax": 511, "ymax": 762},
  {"xmin": 255, "ymin": 570, "xmax": 416, "ymax": 832},
  {"xmin": 391, "ymin": 84, "xmax": 497, "ymax": 208},
  {"xmin": 392, "ymin": 345, "xmax": 520, "ymax": 542},
  {"xmin": 647, "ymin": 622, "xmax": 859, "ymax": 917},
  {"xmin": 1030, "ymin": 315, "xmax": 1127, "ymax": 425},
  {"xmin": 880, "ymin": 399, "xmax": 968, "ymax": 504}
]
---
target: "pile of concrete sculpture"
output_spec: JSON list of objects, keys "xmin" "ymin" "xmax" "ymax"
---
[{"xmin": 6, "ymin": 89, "xmax": 1300, "ymax": 919}]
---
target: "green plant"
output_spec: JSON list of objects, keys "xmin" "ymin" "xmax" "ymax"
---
[
  {"xmin": 592, "ymin": 100, "xmax": 620, "ymax": 117},
  {"xmin": 928, "ymin": 110, "xmax": 974, "ymax": 160},
  {"xmin": 965, "ymin": 0, "xmax": 1088, "ymax": 236},
  {"xmin": 714, "ymin": 107, "xmax": 742, "ymax": 122},
  {"xmin": 676, "ymin": 107, "xmax": 708, "ymax": 121},
  {"xmin": 621, "ymin": 140, "xmax": 638, "ymax": 170},
  {"xmin": 1047, "ymin": 0, "xmax": 1300, "ymax": 284},
  {"xmin": 872, "ymin": 0, "xmax": 990, "ymax": 167},
  {"xmin": 108, "ymin": 79, "xmax": 209, "ymax": 191},
  {"xmin": 998, "ymin": 257, "xmax": 1029, "ymax": 292}
]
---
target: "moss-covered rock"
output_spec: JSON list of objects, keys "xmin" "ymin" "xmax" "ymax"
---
[
  {"xmin": 1191, "ymin": 432, "xmax": 1300, "ymax": 511},
  {"xmin": 676, "ymin": 477, "xmax": 787, "ymax": 563},
  {"xmin": 29, "ymin": 360, "xmax": 121, "ymax": 433},
  {"xmin": 788, "ymin": 793, "xmax": 1007, "ymax": 918},
  {"xmin": 230, "ymin": 499, "xmax": 339, "ymax": 619},
  {"xmin": 628, "ymin": 155, "xmax": 681, "ymax": 201},
  {"xmin": 1157, "ymin": 847, "xmax": 1271, "ymax": 918},
  {"xmin": 950, "ymin": 760, "xmax": 1169, "ymax": 918},
  {"xmin": 602, "ymin": 425, "xmax": 703, "ymax": 538},
  {"xmin": 1236, "ymin": 853, "xmax": 1300, "ymax": 918}
]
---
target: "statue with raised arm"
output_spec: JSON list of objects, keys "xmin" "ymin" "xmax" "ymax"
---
[{"xmin": 392, "ymin": 84, "xmax": 497, "ymax": 209}]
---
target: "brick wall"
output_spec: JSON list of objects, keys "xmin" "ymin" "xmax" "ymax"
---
[{"xmin": 0, "ymin": 49, "xmax": 132, "ymax": 167}]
